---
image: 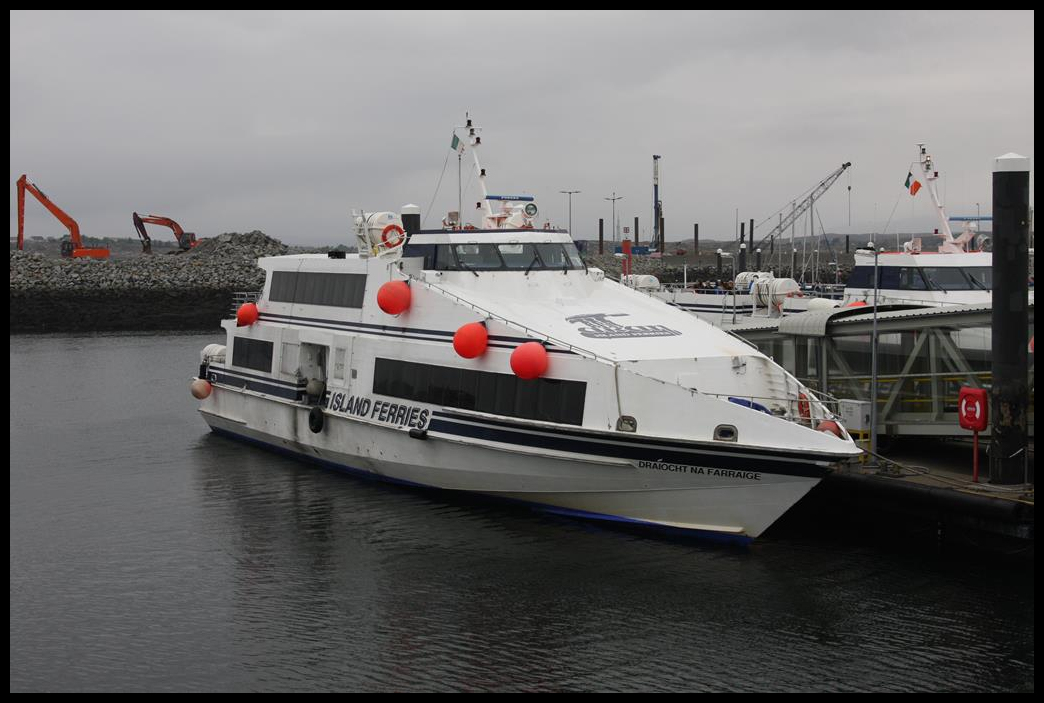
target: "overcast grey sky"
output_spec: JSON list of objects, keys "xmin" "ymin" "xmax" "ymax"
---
[{"xmin": 10, "ymin": 10, "xmax": 1034, "ymax": 247}]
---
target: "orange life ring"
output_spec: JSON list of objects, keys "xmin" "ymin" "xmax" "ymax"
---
[
  {"xmin": 798, "ymin": 392, "xmax": 811, "ymax": 420},
  {"xmin": 381, "ymin": 224, "xmax": 405, "ymax": 248}
]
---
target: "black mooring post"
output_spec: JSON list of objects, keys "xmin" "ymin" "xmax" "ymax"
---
[
  {"xmin": 739, "ymin": 221, "xmax": 745, "ymax": 245},
  {"xmin": 598, "ymin": 218, "xmax": 604, "ymax": 255},
  {"xmin": 738, "ymin": 243, "xmax": 747, "ymax": 273},
  {"xmin": 755, "ymin": 248, "xmax": 762, "ymax": 270},
  {"xmin": 989, "ymin": 153, "xmax": 1031, "ymax": 485},
  {"xmin": 634, "ymin": 216, "xmax": 639, "ymax": 247},
  {"xmin": 749, "ymin": 218, "xmax": 754, "ymax": 246}
]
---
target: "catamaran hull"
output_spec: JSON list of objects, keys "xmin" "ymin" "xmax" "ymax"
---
[{"xmin": 199, "ymin": 389, "xmax": 830, "ymax": 540}]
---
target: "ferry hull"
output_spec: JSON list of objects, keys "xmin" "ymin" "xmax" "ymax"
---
[{"xmin": 199, "ymin": 389, "xmax": 829, "ymax": 540}]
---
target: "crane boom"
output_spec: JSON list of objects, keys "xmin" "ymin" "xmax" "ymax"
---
[{"xmin": 753, "ymin": 162, "xmax": 851, "ymax": 252}]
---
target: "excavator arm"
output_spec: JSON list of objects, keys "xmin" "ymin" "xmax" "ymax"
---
[
  {"xmin": 16, "ymin": 174, "xmax": 109, "ymax": 259},
  {"xmin": 132, "ymin": 212, "xmax": 152, "ymax": 254},
  {"xmin": 133, "ymin": 213, "xmax": 196, "ymax": 251}
]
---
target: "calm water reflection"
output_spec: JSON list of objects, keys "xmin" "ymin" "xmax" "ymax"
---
[{"xmin": 9, "ymin": 333, "xmax": 1034, "ymax": 691}]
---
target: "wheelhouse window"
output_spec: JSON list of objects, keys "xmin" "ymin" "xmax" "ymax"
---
[
  {"xmin": 408, "ymin": 241, "xmax": 585, "ymax": 272},
  {"xmin": 454, "ymin": 244, "xmax": 505, "ymax": 270},
  {"xmin": 963, "ymin": 267, "xmax": 992, "ymax": 291},
  {"xmin": 497, "ymin": 243, "xmax": 541, "ymax": 269},
  {"xmin": 535, "ymin": 243, "xmax": 584, "ymax": 270},
  {"xmin": 373, "ymin": 358, "xmax": 586, "ymax": 425},
  {"xmin": 921, "ymin": 267, "xmax": 977, "ymax": 291},
  {"xmin": 899, "ymin": 267, "xmax": 927, "ymax": 290}
]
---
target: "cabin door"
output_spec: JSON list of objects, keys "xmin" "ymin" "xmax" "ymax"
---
[{"xmin": 329, "ymin": 339, "xmax": 355, "ymax": 392}]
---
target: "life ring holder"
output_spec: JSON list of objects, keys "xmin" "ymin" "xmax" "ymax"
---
[{"xmin": 381, "ymin": 224, "xmax": 405, "ymax": 249}]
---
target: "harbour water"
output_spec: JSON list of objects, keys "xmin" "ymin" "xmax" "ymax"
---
[{"xmin": 9, "ymin": 333, "xmax": 1034, "ymax": 692}]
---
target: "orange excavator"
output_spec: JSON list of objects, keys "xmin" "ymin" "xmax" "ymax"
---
[
  {"xmin": 132, "ymin": 212, "xmax": 198, "ymax": 254},
  {"xmin": 16, "ymin": 174, "xmax": 110, "ymax": 259}
]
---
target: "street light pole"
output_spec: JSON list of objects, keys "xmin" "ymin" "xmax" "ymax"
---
[
  {"xmin": 605, "ymin": 192, "xmax": 623, "ymax": 242},
  {"xmin": 868, "ymin": 241, "xmax": 880, "ymax": 458},
  {"xmin": 560, "ymin": 190, "xmax": 580, "ymax": 235}
]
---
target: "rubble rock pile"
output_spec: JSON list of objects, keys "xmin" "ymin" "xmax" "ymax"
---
[{"xmin": 10, "ymin": 232, "xmax": 292, "ymax": 332}]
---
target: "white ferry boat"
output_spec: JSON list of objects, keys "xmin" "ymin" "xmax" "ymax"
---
[{"xmin": 192, "ymin": 124, "xmax": 861, "ymax": 542}]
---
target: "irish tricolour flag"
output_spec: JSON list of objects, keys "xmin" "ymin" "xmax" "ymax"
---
[
  {"xmin": 904, "ymin": 171, "xmax": 922, "ymax": 196},
  {"xmin": 451, "ymin": 134, "xmax": 465, "ymax": 154}
]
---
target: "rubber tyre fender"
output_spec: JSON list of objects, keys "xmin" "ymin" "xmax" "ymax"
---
[{"xmin": 308, "ymin": 405, "xmax": 325, "ymax": 434}]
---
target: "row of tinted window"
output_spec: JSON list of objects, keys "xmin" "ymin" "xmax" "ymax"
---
[
  {"xmin": 373, "ymin": 358, "xmax": 586, "ymax": 425},
  {"xmin": 401, "ymin": 242, "xmax": 585, "ymax": 272},
  {"xmin": 848, "ymin": 266, "xmax": 992, "ymax": 291},
  {"xmin": 232, "ymin": 337, "xmax": 274, "ymax": 372},
  {"xmin": 269, "ymin": 271, "xmax": 367, "ymax": 307}
]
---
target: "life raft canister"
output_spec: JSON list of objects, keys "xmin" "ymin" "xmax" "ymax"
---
[
  {"xmin": 381, "ymin": 224, "xmax": 405, "ymax": 248},
  {"xmin": 308, "ymin": 405, "xmax": 325, "ymax": 433}
]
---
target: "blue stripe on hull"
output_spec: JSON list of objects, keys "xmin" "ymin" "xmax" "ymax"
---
[
  {"xmin": 207, "ymin": 425, "xmax": 753, "ymax": 545},
  {"xmin": 429, "ymin": 415, "xmax": 828, "ymax": 479}
]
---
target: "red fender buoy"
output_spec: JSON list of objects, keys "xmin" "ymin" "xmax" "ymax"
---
[
  {"xmin": 191, "ymin": 379, "xmax": 213, "ymax": 399},
  {"xmin": 236, "ymin": 302, "xmax": 259, "ymax": 326},
  {"xmin": 510, "ymin": 342, "xmax": 548, "ymax": 380},
  {"xmin": 453, "ymin": 322, "xmax": 488, "ymax": 358},
  {"xmin": 816, "ymin": 420, "xmax": 844, "ymax": 438},
  {"xmin": 377, "ymin": 280, "xmax": 411, "ymax": 315}
]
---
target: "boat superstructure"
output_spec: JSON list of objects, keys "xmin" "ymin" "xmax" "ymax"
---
[{"xmin": 193, "ymin": 124, "xmax": 861, "ymax": 541}]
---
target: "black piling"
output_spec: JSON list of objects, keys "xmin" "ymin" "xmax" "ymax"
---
[{"xmin": 989, "ymin": 154, "xmax": 1031, "ymax": 485}]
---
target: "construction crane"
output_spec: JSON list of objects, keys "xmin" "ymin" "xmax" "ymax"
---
[
  {"xmin": 16, "ymin": 175, "xmax": 110, "ymax": 259},
  {"xmin": 132, "ymin": 212, "xmax": 197, "ymax": 254},
  {"xmin": 752, "ymin": 162, "xmax": 852, "ymax": 253}
]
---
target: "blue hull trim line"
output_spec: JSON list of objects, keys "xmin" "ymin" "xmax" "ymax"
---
[
  {"xmin": 429, "ymin": 413, "xmax": 830, "ymax": 479},
  {"xmin": 207, "ymin": 425, "xmax": 753, "ymax": 545},
  {"xmin": 207, "ymin": 371, "xmax": 304, "ymax": 401}
]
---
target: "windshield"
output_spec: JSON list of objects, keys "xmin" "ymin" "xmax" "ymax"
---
[
  {"xmin": 921, "ymin": 267, "xmax": 987, "ymax": 291},
  {"xmin": 497, "ymin": 243, "xmax": 541, "ymax": 269},
  {"xmin": 427, "ymin": 241, "xmax": 584, "ymax": 271},
  {"xmin": 454, "ymin": 244, "xmax": 505, "ymax": 270}
]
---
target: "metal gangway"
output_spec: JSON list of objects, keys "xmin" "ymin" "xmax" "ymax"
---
[{"xmin": 728, "ymin": 303, "xmax": 1034, "ymax": 438}]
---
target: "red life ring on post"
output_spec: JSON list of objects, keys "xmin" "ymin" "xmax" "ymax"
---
[
  {"xmin": 381, "ymin": 224, "xmax": 405, "ymax": 248},
  {"xmin": 798, "ymin": 392, "xmax": 811, "ymax": 420}
]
